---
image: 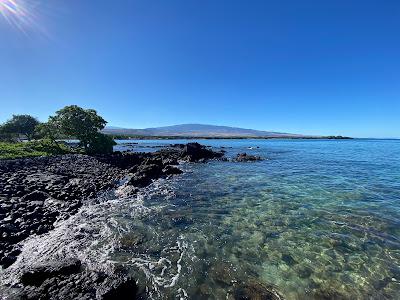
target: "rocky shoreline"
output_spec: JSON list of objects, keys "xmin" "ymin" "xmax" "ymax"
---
[{"xmin": 0, "ymin": 143, "xmax": 224, "ymax": 299}]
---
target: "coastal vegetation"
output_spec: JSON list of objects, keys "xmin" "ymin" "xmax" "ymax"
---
[
  {"xmin": 0, "ymin": 114, "xmax": 39, "ymax": 141},
  {"xmin": 0, "ymin": 105, "xmax": 115, "ymax": 159},
  {"xmin": 0, "ymin": 140, "xmax": 71, "ymax": 160}
]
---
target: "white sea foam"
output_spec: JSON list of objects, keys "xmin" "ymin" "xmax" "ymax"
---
[{"xmin": 0, "ymin": 178, "xmax": 191, "ymax": 299}]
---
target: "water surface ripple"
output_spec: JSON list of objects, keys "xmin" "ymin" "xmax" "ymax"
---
[{"xmin": 113, "ymin": 139, "xmax": 400, "ymax": 299}]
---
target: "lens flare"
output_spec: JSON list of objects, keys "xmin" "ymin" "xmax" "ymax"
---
[{"xmin": 0, "ymin": 0, "xmax": 45, "ymax": 35}]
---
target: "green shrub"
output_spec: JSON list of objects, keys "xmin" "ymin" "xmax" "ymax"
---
[
  {"xmin": 0, "ymin": 140, "xmax": 73, "ymax": 159},
  {"xmin": 0, "ymin": 142, "xmax": 46, "ymax": 159},
  {"xmin": 86, "ymin": 133, "xmax": 116, "ymax": 155},
  {"xmin": 28, "ymin": 139, "xmax": 72, "ymax": 155}
]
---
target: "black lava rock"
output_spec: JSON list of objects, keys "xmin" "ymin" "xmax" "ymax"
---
[{"xmin": 235, "ymin": 153, "xmax": 262, "ymax": 162}]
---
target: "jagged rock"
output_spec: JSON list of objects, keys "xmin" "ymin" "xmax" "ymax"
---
[
  {"xmin": 0, "ymin": 254, "xmax": 18, "ymax": 268},
  {"xmin": 235, "ymin": 153, "xmax": 262, "ymax": 162},
  {"xmin": 180, "ymin": 142, "xmax": 224, "ymax": 162},
  {"xmin": 21, "ymin": 258, "xmax": 82, "ymax": 286},
  {"xmin": 127, "ymin": 173, "xmax": 152, "ymax": 188},
  {"xmin": 163, "ymin": 165, "xmax": 183, "ymax": 175},
  {"xmin": 21, "ymin": 191, "xmax": 50, "ymax": 202},
  {"xmin": 101, "ymin": 277, "xmax": 138, "ymax": 300},
  {"xmin": 127, "ymin": 163, "xmax": 163, "ymax": 187},
  {"xmin": 137, "ymin": 163, "xmax": 163, "ymax": 178},
  {"xmin": 162, "ymin": 157, "xmax": 179, "ymax": 166}
]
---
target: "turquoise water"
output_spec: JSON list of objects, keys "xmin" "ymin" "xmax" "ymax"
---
[
  {"xmin": 113, "ymin": 139, "xmax": 400, "ymax": 299},
  {"xmin": 5, "ymin": 139, "xmax": 399, "ymax": 299}
]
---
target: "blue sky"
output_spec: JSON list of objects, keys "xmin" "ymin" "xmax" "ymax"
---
[{"xmin": 0, "ymin": 0, "xmax": 399, "ymax": 138}]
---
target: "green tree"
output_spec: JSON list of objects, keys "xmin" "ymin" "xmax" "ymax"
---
[
  {"xmin": 0, "ymin": 114, "xmax": 40, "ymax": 141},
  {"xmin": 0, "ymin": 126, "xmax": 13, "ymax": 142},
  {"xmin": 50, "ymin": 105, "xmax": 114, "ymax": 154},
  {"xmin": 52, "ymin": 105, "xmax": 107, "ymax": 150},
  {"xmin": 86, "ymin": 132, "xmax": 116, "ymax": 154},
  {"xmin": 35, "ymin": 122, "xmax": 62, "ymax": 149}
]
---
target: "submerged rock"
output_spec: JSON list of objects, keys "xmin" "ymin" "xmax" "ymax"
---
[
  {"xmin": 210, "ymin": 262, "xmax": 237, "ymax": 286},
  {"xmin": 233, "ymin": 279, "xmax": 284, "ymax": 300},
  {"xmin": 235, "ymin": 153, "xmax": 262, "ymax": 162}
]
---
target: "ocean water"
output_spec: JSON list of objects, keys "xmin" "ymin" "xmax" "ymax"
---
[
  {"xmin": 4, "ymin": 139, "xmax": 400, "ymax": 299},
  {"xmin": 114, "ymin": 139, "xmax": 400, "ymax": 298}
]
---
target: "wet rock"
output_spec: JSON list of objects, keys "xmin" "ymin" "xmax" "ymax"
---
[
  {"xmin": 116, "ymin": 185, "xmax": 139, "ymax": 197},
  {"xmin": 168, "ymin": 211, "xmax": 193, "ymax": 227},
  {"xmin": 128, "ymin": 165, "xmax": 138, "ymax": 174},
  {"xmin": 13, "ymin": 262, "xmax": 139, "ymax": 300},
  {"xmin": 210, "ymin": 263, "xmax": 237, "ymax": 286},
  {"xmin": 101, "ymin": 277, "xmax": 138, "ymax": 300},
  {"xmin": 119, "ymin": 232, "xmax": 147, "ymax": 249},
  {"xmin": 138, "ymin": 163, "xmax": 163, "ymax": 178},
  {"xmin": 235, "ymin": 153, "xmax": 262, "ymax": 162},
  {"xmin": 281, "ymin": 254, "xmax": 297, "ymax": 266},
  {"xmin": 0, "ymin": 254, "xmax": 18, "ymax": 268},
  {"xmin": 21, "ymin": 191, "xmax": 50, "ymax": 202},
  {"xmin": 312, "ymin": 287, "xmax": 348, "ymax": 300},
  {"xmin": 21, "ymin": 258, "xmax": 82, "ymax": 286},
  {"xmin": 127, "ymin": 173, "xmax": 152, "ymax": 188},
  {"xmin": 162, "ymin": 157, "xmax": 179, "ymax": 166},
  {"xmin": 180, "ymin": 142, "xmax": 224, "ymax": 162},
  {"xmin": 295, "ymin": 265, "xmax": 313, "ymax": 278},
  {"xmin": 233, "ymin": 279, "xmax": 284, "ymax": 300},
  {"xmin": 163, "ymin": 165, "xmax": 183, "ymax": 176}
]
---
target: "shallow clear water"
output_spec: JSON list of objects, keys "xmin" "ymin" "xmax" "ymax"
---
[
  {"xmin": 113, "ymin": 139, "xmax": 400, "ymax": 299},
  {"xmin": 4, "ymin": 139, "xmax": 400, "ymax": 299}
]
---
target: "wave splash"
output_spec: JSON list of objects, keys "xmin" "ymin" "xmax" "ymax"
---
[{"xmin": 0, "ymin": 178, "xmax": 192, "ymax": 299}]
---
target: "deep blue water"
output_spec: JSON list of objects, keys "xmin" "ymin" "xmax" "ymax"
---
[{"xmin": 113, "ymin": 139, "xmax": 400, "ymax": 299}]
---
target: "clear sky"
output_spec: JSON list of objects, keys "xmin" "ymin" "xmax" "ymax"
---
[{"xmin": 0, "ymin": 0, "xmax": 399, "ymax": 138}]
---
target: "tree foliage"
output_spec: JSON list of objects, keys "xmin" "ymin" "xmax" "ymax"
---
[
  {"xmin": 35, "ymin": 122, "xmax": 63, "ymax": 150},
  {"xmin": 0, "ymin": 114, "xmax": 39, "ymax": 141},
  {"xmin": 1, "ymin": 105, "xmax": 115, "ymax": 155},
  {"xmin": 38, "ymin": 105, "xmax": 115, "ymax": 154},
  {"xmin": 50, "ymin": 105, "xmax": 107, "ymax": 150},
  {"xmin": 86, "ymin": 132, "xmax": 116, "ymax": 154},
  {"xmin": 0, "ymin": 127, "xmax": 13, "ymax": 142}
]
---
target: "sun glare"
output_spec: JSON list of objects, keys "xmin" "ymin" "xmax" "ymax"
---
[{"xmin": 0, "ymin": 0, "xmax": 45, "ymax": 35}]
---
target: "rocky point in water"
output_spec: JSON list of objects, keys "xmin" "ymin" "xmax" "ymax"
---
[
  {"xmin": 234, "ymin": 153, "xmax": 263, "ymax": 162},
  {"xmin": 0, "ymin": 142, "xmax": 224, "ymax": 299}
]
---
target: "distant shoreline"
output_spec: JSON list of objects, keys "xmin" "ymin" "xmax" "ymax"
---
[{"xmin": 108, "ymin": 135, "xmax": 353, "ymax": 140}]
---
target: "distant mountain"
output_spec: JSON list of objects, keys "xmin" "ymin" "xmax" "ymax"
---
[{"xmin": 102, "ymin": 124, "xmax": 305, "ymax": 138}]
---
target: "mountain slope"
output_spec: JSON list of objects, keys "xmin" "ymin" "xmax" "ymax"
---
[{"xmin": 102, "ymin": 124, "xmax": 304, "ymax": 137}]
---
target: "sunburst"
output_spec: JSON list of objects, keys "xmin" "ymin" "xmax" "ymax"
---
[{"xmin": 0, "ymin": 0, "xmax": 45, "ymax": 35}]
